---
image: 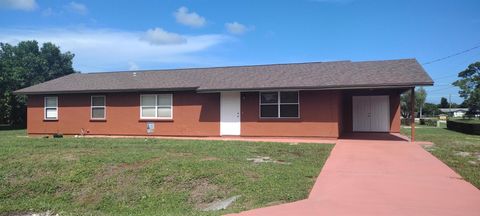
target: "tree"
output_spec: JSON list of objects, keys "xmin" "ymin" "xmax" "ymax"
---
[
  {"xmin": 439, "ymin": 97, "xmax": 449, "ymax": 108},
  {"xmin": 0, "ymin": 40, "xmax": 75, "ymax": 127},
  {"xmin": 460, "ymin": 100, "xmax": 469, "ymax": 108},
  {"xmin": 423, "ymin": 102, "xmax": 440, "ymax": 117},
  {"xmin": 453, "ymin": 62, "xmax": 480, "ymax": 118},
  {"xmin": 400, "ymin": 87, "xmax": 428, "ymax": 119},
  {"xmin": 416, "ymin": 87, "xmax": 427, "ymax": 117}
]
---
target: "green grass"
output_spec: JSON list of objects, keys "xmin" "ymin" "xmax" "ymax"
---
[
  {"xmin": 401, "ymin": 127, "xmax": 480, "ymax": 188},
  {"xmin": 0, "ymin": 130, "xmax": 333, "ymax": 216}
]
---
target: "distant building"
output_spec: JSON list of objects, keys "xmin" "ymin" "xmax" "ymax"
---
[{"xmin": 439, "ymin": 108, "xmax": 469, "ymax": 118}]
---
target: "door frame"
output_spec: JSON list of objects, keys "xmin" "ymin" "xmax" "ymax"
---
[{"xmin": 220, "ymin": 92, "xmax": 241, "ymax": 136}]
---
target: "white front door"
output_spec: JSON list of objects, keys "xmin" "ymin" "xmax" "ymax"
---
[
  {"xmin": 220, "ymin": 92, "xmax": 241, "ymax": 136},
  {"xmin": 352, "ymin": 95, "xmax": 390, "ymax": 132}
]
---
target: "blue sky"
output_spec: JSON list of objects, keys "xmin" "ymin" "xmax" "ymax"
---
[{"xmin": 0, "ymin": 0, "xmax": 479, "ymax": 103}]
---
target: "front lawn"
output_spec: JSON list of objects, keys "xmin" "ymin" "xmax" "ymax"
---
[
  {"xmin": 0, "ymin": 130, "xmax": 332, "ymax": 216},
  {"xmin": 401, "ymin": 127, "xmax": 480, "ymax": 188}
]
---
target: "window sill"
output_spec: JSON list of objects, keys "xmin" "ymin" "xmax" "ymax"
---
[
  {"xmin": 43, "ymin": 119, "xmax": 58, "ymax": 122},
  {"xmin": 258, "ymin": 118, "xmax": 302, "ymax": 122},
  {"xmin": 90, "ymin": 119, "xmax": 107, "ymax": 122},
  {"xmin": 138, "ymin": 119, "xmax": 173, "ymax": 122}
]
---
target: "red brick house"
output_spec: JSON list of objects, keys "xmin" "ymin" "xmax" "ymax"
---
[{"xmin": 14, "ymin": 59, "xmax": 433, "ymax": 139}]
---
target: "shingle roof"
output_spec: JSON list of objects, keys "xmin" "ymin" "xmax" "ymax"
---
[{"xmin": 14, "ymin": 58, "xmax": 433, "ymax": 94}]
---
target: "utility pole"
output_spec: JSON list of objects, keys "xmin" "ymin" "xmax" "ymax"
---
[
  {"xmin": 449, "ymin": 94, "xmax": 452, "ymax": 110},
  {"xmin": 410, "ymin": 87, "xmax": 415, "ymax": 142}
]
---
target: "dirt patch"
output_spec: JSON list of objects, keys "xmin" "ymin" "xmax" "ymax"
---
[
  {"xmin": 247, "ymin": 156, "xmax": 291, "ymax": 165},
  {"xmin": 200, "ymin": 156, "xmax": 219, "ymax": 161},
  {"xmin": 163, "ymin": 175, "xmax": 176, "ymax": 183},
  {"xmin": 265, "ymin": 200, "xmax": 286, "ymax": 207},
  {"xmin": 187, "ymin": 178, "xmax": 229, "ymax": 210},
  {"xmin": 6, "ymin": 211, "xmax": 58, "ymax": 216},
  {"xmin": 75, "ymin": 186, "xmax": 102, "ymax": 206},
  {"xmin": 93, "ymin": 157, "xmax": 163, "ymax": 182},
  {"xmin": 455, "ymin": 152, "xmax": 471, "ymax": 157},
  {"xmin": 168, "ymin": 152, "xmax": 193, "ymax": 157},
  {"xmin": 63, "ymin": 153, "xmax": 78, "ymax": 161},
  {"xmin": 76, "ymin": 157, "xmax": 160, "ymax": 205},
  {"xmin": 290, "ymin": 151, "xmax": 304, "ymax": 157},
  {"xmin": 244, "ymin": 171, "xmax": 260, "ymax": 181}
]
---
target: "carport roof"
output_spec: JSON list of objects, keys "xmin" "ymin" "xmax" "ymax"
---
[{"xmin": 14, "ymin": 58, "xmax": 433, "ymax": 94}]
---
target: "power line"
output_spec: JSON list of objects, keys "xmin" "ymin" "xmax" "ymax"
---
[
  {"xmin": 432, "ymin": 74, "xmax": 458, "ymax": 80},
  {"xmin": 427, "ymin": 86, "xmax": 457, "ymax": 93},
  {"xmin": 422, "ymin": 43, "xmax": 480, "ymax": 65}
]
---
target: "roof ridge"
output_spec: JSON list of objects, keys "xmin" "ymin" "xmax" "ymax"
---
[
  {"xmin": 351, "ymin": 58, "xmax": 417, "ymax": 64},
  {"xmin": 78, "ymin": 60, "xmax": 353, "ymax": 75}
]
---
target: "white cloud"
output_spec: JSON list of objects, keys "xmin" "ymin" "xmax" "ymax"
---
[
  {"xmin": 141, "ymin": 28, "xmax": 187, "ymax": 45},
  {"xmin": 174, "ymin": 6, "xmax": 206, "ymax": 28},
  {"xmin": 128, "ymin": 61, "xmax": 140, "ymax": 70},
  {"xmin": 0, "ymin": 0, "xmax": 37, "ymax": 11},
  {"xmin": 225, "ymin": 22, "xmax": 252, "ymax": 35},
  {"xmin": 0, "ymin": 28, "xmax": 230, "ymax": 71},
  {"xmin": 66, "ymin": 1, "xmax": 87, "ymax": 15}
]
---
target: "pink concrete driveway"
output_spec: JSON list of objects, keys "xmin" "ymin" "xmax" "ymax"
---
[{"xmin": 230, "ymin": 134, "xmax": 480, "ymax": 216}]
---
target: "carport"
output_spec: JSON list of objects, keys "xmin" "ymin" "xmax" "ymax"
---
[{"xmin": 339, "ymin": 87, "xmax": 417, "ymax": 142}]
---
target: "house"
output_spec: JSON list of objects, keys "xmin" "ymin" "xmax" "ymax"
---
[
  {"xmin": 14, "ymin": 59, "xmax": 433, "ymax": 139},
  {"xmin": 439, "ymin": 108, "xmax": 469, "ymax": 118}
]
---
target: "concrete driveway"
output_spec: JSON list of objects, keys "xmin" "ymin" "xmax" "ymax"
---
[{"xmin": 231, "ymin": 134, "xmax": 480, "ymax": 216}]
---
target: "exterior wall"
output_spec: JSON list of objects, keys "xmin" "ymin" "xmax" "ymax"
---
[
  {"xmin": 27, "ymin": 91, "xmax": 220, "ymax": 136},
  {"xmin": 341, "ymin": 88, "xmax": 405, "ymax": 134},
  {"xmin": 240, "ymin": 90, "xmax": 342, "ymax": 138},
  {"xmin": 27, "ymin": 88, "xmax": 404, "ymax": 138}
]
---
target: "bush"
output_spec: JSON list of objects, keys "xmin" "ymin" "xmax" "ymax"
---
[
  {"xmin": 0, "ymin": 124, "xmax": 11, "ymax": 130},
  {"xmin": 447, "ymin": 120, "xmax": 480, "ymax": 135},
  {"xmin": 420, "ymin": 118, "xmax": 438, "ymax": 127},
  {"xmin": 401, "ymin": 118, "xmax": 411, "ymax": 126},
  {"xmin": 0, "ymin": 124, "xmax": 25, "ymax": 130}
]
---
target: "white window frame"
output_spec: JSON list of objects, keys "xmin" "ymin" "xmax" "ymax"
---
[
  {"xmin": 91, "ymin": 95, "xmax": 106, "ymax": 120},
  {"xmin": 44, "ymin": 96, "xmax": 58, "ymax": 120},
  {"xmin": 259, "ymin": 91, "xmax": 300, "ymax": 118},
  {"xmin": 140, "ymin": 94, "xmax": 173, "ymax": 119}
]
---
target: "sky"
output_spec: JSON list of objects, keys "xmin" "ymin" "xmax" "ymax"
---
[{"xmin": 0, "ymin": 0, "xmax": 479, "ymax": 104}]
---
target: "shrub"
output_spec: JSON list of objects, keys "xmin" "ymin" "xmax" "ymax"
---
[
  {"xmin": 419, "ymin": 119, "xmax": 425, "ymax": 125},
  {"xmin": 420, "ymin": 118, "xmax": 438, "ymax": 127},
  {"xmin": 447, "ymin": 120, "xmax": 480, "ymax": 135},
  {"xmin": 401, "ymin": 118, "xmax": 411, "ymax": 126},
  {"xmin": 0, "ymin": 124, "xmax": 11, "ymax": 130}
]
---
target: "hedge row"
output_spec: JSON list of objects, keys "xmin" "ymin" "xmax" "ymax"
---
[
  {"xmin": 401, "ymin": 118, "xmax": 438, "ymax": 126},
  {"xmin": 420, "ymin": 118, "xmax": 438, "ymax": 126},
  {"xmin": 0, "ymin": 124, "xmax": 12, "ymax": 130},
  {"xmin": 447, "ymin": 120, "xmax": 480, "ymax": 135}
]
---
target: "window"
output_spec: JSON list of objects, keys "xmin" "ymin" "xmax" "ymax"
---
[
  {"xmin": 91, "ymin": 96, "xmax": 106, "ymax": 119},
  {"xmin": 140, "ymin": 94, "xmax": 172, "ymax": 119},
  {"xmin": 44, "ymin": 96, "xmax": 58, "ymax": 120},
  {"xmin": 260, "ymin": 91, "xmax": 299, "ymax": 118}
]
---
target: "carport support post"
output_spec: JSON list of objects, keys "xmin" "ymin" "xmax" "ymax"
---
[{"xmin": 410, "ymin": 87, "xmax": 415, "ymax": 142}]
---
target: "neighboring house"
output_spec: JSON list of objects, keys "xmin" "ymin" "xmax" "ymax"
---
[
  {"xmin": 14, "ymin": 59, "xmax": 433, "ymax": 138},
  {"xmin": 439, "ymin": 108, "xmax": 469, "ymax": 118}
]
